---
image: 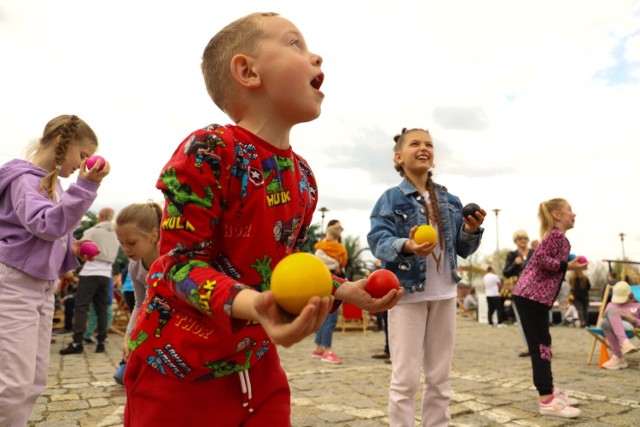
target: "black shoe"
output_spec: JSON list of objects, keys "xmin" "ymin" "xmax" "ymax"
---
[
  {"xmin": 96, "ymin": 343, "xmax": 105, "ymax": 353},
  {"xmin": 371, "ymin": 352, "xmax": 390, "ymax": 360},
  {"xmin": 60, "ymin": 343, "xmax": 83, "ymax": 355}
]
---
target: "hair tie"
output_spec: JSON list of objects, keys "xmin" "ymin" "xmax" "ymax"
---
[{"xmin": 56, "ymin": 165, "xmax": 62, "ymax": 171}]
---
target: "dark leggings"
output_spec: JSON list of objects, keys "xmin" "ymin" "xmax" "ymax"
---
[{"xmin": 512, "ymin": 296, "xmax": 554, "ymax": 396}]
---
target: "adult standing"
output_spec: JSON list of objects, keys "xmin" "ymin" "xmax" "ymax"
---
[
  {"xmin": 503, "ymin": 229, "xmax": 535, "ymax": 356},
  {"xmin": 60, "ymin": 207, "xmax": 120, "ymax": 354},
  {"xmin": 568, "ymin": 270, "xmax": 591, "ymax": 327},
  {"xmin": 483, "ymin": 266, "xmax": 505, "ymax": 327}
]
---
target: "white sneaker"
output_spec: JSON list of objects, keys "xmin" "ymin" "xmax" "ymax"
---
[
  {"xmin": 602, "ymin": 355, "xmax": 628, "ymax": 370},
  {"xmin": 539, "ymin": 397, "xmax": 581, "ymax": 418},
  {"xmin": 553, "ymin": 388, "xmax": 579, "ymax": 406},
  {"xmin": 497, "ymin": 323, "xmax": 507, "ymax": 328},
  {"xmin": 621, "ymin": 339, "xmax": 638, "ymax": 355}
]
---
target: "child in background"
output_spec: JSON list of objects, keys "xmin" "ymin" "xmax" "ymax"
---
[
  {"xmin": 112, "ymin": 202, "xmax": 162, "ymax": 385},
  {"xmin": 0, "ymin": 114, "xmax": 109, "ymax": 425},
  {"xmin": 368, "ymin": 127, "xmax": 484, "ymax": 427},
  {"xmin": 601, "ymin": 281, "xmax": 640, "ymax": 370},
  {"xmin": 512, "ymin": 198, "xmax": 587, "ymax": 418},
  {"xmin": 312, "ymin": 219, "xmax": 347, "ymax": 364},
  {"xmin": 123, "ymin": 13, "xmax": 401, "ymax": 426},
  {"xmin": 562, "ymin": 295, "xmax": 580, "ymax": 327}
]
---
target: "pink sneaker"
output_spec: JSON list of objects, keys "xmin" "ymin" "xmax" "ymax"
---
[
  {"xmin": 621, "ymin": 339, "xmax": 638, "ymax": 355},
  {"xmin": 553, "ymin": 388, "xmax": 579, "ymax": 406},
  {"xmin": 311, "ymin": 349, "xmax": 324, "ymax": 358},
  {"xmin": 321, "ymin": 351, "xmax": 342, "ymax": 364},
  {"xmin": 602, "ymin": 355, "xmax": 628, "ymax": 370},
  {"xmin": 539, "ymin": 397, "xmax": 581, "ymax": 418}
]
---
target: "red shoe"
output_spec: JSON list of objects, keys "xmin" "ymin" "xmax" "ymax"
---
[{"xmin": 321, "ymin": 351, "xmax": 342, "ymax": 364}]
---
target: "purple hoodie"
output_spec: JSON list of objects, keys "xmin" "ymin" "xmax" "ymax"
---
[{"xmin": 0, "ymin": 159, "xmax": 99, "ymax": 280}]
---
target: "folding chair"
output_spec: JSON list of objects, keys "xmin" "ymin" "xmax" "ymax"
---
[
  {"xmin": 339, "ymin": 302, "xmax": 369, "ymax": 334},
  {"xmin": 586, "ymin": 284, "xmax": 640, "ymax": 364},
  {"xmin": 109, "ymin": 287, "xmax": 131, "ymax": 336}
]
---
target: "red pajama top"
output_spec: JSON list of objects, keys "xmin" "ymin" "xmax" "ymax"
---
[{"xmin": 129, "ymin": 124, "xmax": 340, "ymax": 381}]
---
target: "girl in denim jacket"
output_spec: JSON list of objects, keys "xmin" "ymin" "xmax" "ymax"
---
[{"xmin": 368, "ymin": 128, "xmax": 484, "ymax": 427}]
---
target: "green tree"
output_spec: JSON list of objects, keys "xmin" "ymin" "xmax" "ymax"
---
[
  {"xmin": 300, "ymin": 222, "xmax": 323, "ymax": 253},
  {"xmin": 73, "ymin": 210, "xmax": 97, "ymax": 240}
]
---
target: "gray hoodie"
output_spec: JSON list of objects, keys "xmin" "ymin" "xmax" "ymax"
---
[{"xmin": 0, "ymin": 159, "xmax": 99, "ymax": 280}]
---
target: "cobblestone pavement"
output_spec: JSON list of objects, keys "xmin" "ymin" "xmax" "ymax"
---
[{"xmin": 31, "ymin": 317, "xmax": 639, "ymax": 426}]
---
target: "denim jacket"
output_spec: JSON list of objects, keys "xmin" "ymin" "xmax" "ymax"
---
[{"xmin": 367, "ymin": 179, "xmax": 483, "ymax": 293}]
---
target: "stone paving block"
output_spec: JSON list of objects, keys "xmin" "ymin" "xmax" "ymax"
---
[{"xmin": 29, "ymin": 320, "xmax": 640, "ymax": 426}]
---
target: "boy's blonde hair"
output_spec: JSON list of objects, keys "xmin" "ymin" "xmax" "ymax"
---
[
  {"xmin": 201, "ymin": 12, "xmax": 278, "ymax": 121},
  {"xmin": 116, "ymin": 202, "xmax": 163, "ymax": 241},
  {"xmin": 537, "ymin": 198, "xmax": 567, "ymax": 239},
  {"xmin": 25, "ymin": 115, "xmax": 98, "ymax": 200}
]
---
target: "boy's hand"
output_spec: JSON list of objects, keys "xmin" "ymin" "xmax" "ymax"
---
[
  {"xmin": 252, "ymin": 291, "xmax": 333, "ymax": 348},
  {"xmin": 334, "ymin": 279, "xmax": 403, "ymax": 313}
]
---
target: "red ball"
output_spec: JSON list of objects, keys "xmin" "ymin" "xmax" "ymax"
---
[
  {"xmin": 86, "ymin": 155, "xmax": 106, "ymax": 171},
  {"xmin": 365, "ymin": 269, "xmax": 400, "ymax": 298},
  {"xmin": 80, "ymin": 242, "xmax": 100, "ymax": 259}
]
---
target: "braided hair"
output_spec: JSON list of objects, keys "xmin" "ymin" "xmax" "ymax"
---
[
  {"xmin": 34, "ymin": 115, "xmax": 98, "ymax": 200},
  {"xmin": 393, "ymin": 128, "xmax": 444, "ymax": 250}
]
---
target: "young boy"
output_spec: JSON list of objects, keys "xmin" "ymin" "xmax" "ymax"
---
[{"xmin": 123, "ymin": 12, "xmax": 402, "ymax": 426}]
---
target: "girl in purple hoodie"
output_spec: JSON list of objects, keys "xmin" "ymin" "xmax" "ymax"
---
[
  {"xmin": 512, "ymin": 198, "xmax": 588, "ymax": 419},
  {"xmin": 0, "ymin": 114, "xmax": 109, "ymax": 425}
]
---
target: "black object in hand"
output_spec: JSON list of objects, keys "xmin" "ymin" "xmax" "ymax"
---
[{"xmin": 462, "ymin": 203, "xmax": 481, "ymax": 218}]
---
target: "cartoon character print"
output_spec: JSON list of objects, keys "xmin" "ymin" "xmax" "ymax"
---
[
  {"xmin": 183, "ymin": 130, "xmax": 225, "ymax": 180},
  {"xmin": 211, "ymin": 253, "xmax": 242, "ymax": 281},
  {"xmin": 273, "ymin": 214, "xmax": 303, "ymax": 251},
  {"xmin": 159, "ymin": 167, "xmax": 214, "ymax": 218},
  {"xmin": 231, "ymin": 142, "xmax": 258, "ymax": 199},
  {"xmin": 296, "ymin": 157, "xmax": 317, "ymax": 207},
  {"xmin": 202, "ymin": 350, "xmax": 254, "ymax": 379},
  {"xmin": 168, "ymin": 260, "xmax": 213, "ymax": 313},
  {"xmin": 145, "ymin": 294, "xmax": 175, "ymax": 338},
  {"xmin": 251, "ymin": 255, "xmax": 273, "ymax": 292},
  {"xmin": 169, "ymin": 240, "xmax": 213, "ymax": 259}
]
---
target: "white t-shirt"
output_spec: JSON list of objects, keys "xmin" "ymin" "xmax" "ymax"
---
[
  {"xmin": 483, "ymin": 272, "xmax": 501, "ymax": 297},
  {"xmin": 400, "ymin": 244, "xmax": 457, "ymax": 304}
]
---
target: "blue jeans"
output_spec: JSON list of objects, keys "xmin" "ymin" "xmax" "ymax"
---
[{"xmin": 314, "ymin": 310, "xmax": 338, "ymax": 348}]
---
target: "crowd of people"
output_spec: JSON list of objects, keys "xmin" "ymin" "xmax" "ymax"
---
[{"xmin": 1, "ymin": 11, "xmax": 638, "ymax": 427}]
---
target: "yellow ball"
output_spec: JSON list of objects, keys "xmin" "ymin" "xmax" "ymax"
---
[
  {"xmin": 270, "ymin": 252, "xmax": 333, "ymax": 315},
  {"xmin": 415, "ymin": 224, "xmax": 437, "ymax": 245}
]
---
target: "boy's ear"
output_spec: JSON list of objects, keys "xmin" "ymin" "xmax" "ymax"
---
[{"xmin": 230, "ymin": 54, "xmax": 260, "ymax": 89}]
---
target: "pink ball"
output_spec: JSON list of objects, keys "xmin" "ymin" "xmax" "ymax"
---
[
  {"xmin": 80, "ymin": 242, "xmax": 100, "ymax": 258},
  {"xmin": 86, "ymin": 155, "xmax": 106, "ymax": 171},
  {"xmin": 577, "ymin": 255, "xmax": 588, "ymax": 264}
]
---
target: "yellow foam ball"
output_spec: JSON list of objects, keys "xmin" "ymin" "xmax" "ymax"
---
[{"xmin": 270, "ymin": 253, "xmax": 333, "ymax": 315}]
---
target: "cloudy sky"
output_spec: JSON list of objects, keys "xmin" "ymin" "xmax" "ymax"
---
[{"xmin": 1, "ymin": 0, "xmax": 639, "ymax": 269}]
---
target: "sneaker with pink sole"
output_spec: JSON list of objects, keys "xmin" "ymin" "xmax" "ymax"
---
[
  {"xmin": 621, "ymin": 339, "xmax": 638, "ymax": 355},
  {"xmin": 311, "ymin": 349, "xmax": 324, "ymax": 358},
  {"xmin": 553, "ymin": 388, "xmax": 579, "ymax": 406},
  {"xmin": 321, "ymin": 351, "xmax": 342, "ymax": 364},
  {"xmin": 539, "ymin": 397, "xmax": 581, "ymax": 418},
  {"xmin": 602, "ymin": 355, "xmax": 628, "ymax": 370}
]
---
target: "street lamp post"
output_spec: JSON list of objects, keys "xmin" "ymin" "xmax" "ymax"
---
[
  {"xmin": 319, "ymin": 207, "xmax": 329, "ymax": 231},
  {"xmin": 492, "ymin": 208, "xmax": 501, "ymax": 252},
  {"xmin": 619, "ymin": 232, "xmax": 626, "ymax": 260}
]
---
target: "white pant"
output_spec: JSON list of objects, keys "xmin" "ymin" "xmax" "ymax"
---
[
  {"xmin": 388, "ymin": 298, "xmax": 456, "ymax": 427},
  {"xmin": 0, "ymin": 263, "xmax": 57, "ymax": 427}
]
